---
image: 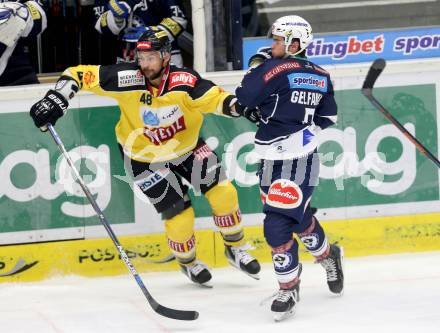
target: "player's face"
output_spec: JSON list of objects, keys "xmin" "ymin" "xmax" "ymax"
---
[
  {"xmin": 137, "ymin": 51, "xmax": 165, "ymax": 79},
  {"xmin": 271, "ymin": 36, "xmax": 286, "ymax": 58}
]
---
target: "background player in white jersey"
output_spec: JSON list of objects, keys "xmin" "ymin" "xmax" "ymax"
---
[
  {"xmin": 0, "ymin": 0, "xmax": 47, "ymax": 85},
  {"xmin": 235, "ymin": 15, "xmax": 344, "ymax": 321}
]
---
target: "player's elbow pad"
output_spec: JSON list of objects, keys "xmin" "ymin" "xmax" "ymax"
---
[
  {"xmin": 158, "ymin": 17, "xmax": 187, "ymax": 41},
  {"xmin": 95, "ymin": 11, "xmax": 125, "ymax": 35},
  {"xmin": 24, "ymin": 1, "xmax": 48, "ymax": 38}
]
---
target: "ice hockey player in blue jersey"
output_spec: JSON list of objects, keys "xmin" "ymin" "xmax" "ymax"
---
[
  {"xmin": 234, "ymin": 15, "xmax": 344, "ymax": 321},
  {"xmin": 94, "ymin": 0, "xmax": 187, "ymax": 65}
]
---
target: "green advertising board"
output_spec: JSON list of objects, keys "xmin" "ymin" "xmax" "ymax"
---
[
  {"xmin": 0, "ymin": 82, "xmax": 438, "ymax": 242},
  {"xmin": 195, "ymin": 84, "xmax": 439, "ymax": 214},
  {"xmin": 0, "ymin": 106, "xmax": 134, "ymax": 236}
]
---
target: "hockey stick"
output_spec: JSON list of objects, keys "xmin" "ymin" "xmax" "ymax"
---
[
  {"xmin": 46, "ymin": 124, "xmax": 199, "ymax": 321},
  {"xmin": 361, "ymin": 58, "xmax": 440, "ymax": 168},
  {"xmin": 123, "ymin": 3, "xmax": 143, "ymax": 62}
]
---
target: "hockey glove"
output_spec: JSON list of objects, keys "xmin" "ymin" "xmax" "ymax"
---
[
  {"xmin": 30, "ymin": 90, "xmax": 68, "ymax": 130},
  {"xmin": 234, "ymin": 102, "xmax": 261, "ymax": 124},
  {"xmin": 248, "ymin": 47, "xmax": 272, "ymax": 68},
  {"xmin": 121, "ymin": 25, "xmax": 149, "ymax": 42},
  {"xmin": 108, "ymin": 0, "xmax": 131, "ymax": 19}
]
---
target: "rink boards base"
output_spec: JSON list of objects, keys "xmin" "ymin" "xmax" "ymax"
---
[{"xmin": 1, "ymin": 212, "xmax": 440, "ymax": 283}]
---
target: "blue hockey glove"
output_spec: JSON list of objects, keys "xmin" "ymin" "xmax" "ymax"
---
[
  {"xmin": 108, "ymin": 0, "xmax": 131, "ymax": 19},
  {"xmin": 121, "ymin": 25, "xmax": 149, "ymax": 42},
  {"xmin": 234, "ymin": 102, "xmax": 260, "ymax": 123}
]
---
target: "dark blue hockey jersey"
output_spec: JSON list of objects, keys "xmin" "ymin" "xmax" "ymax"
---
[
  {"xmin": 236, "ymin": 56, "xmax": 337, "ymax": 160},
  {"xmin": 94, "ymin": 0, "xmax": 187, "ymax": 61}
]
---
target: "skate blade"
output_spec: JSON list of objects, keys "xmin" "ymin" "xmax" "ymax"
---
[
  {"xmin": 273, "ymin": 308, "xmax": 296, "ymax": 322},
  {"xmin": 227, "ymin": 258, "xmax": 260, "ymax": 280},
  {"xmin": 195, "ymin": 281, "xmax": 213, "ymax": 288},
  {"xmin": 333, "ymin": 246, "xmax": 344, "ymax": 296}
]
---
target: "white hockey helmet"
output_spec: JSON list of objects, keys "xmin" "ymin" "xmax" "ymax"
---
[{"xmin": 268, "ymin": 15, "xmax": 313, "ymax": 56}]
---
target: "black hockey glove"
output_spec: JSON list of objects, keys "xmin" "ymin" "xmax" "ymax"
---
[
  {"xmin": 234, "ymin": 102, "xmax": 260, "ymax": 124},
  {"xmin": 30, "ymin": 90, "xmax": 68, "ymax": 131}
]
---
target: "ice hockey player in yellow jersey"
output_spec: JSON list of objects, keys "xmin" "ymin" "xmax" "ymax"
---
[{"xmin": 29, "ymin": 26, "xmax": 260, "ymax": 286}]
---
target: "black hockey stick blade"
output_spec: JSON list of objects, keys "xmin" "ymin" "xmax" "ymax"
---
[
  {"xmin": 153, "ymin": 302, "xmax": 199, "ymax": 320},
  {"xmin": 145, "ymin": 288, "xmax": 199, "ymax": 320},
  {"xmin": 362, "ymin": 58, "xmax": 386, "ymax": 92},
  {"xmin": 360, "ymin": 62, "xmax": 440, "ymax": 169}
]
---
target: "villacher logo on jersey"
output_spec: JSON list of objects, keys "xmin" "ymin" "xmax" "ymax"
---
[{"xmin": 307, "ymin": 35, "xmax": 384, "ymax": 60}]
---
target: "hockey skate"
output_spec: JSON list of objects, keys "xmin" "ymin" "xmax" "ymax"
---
[
  {"xmin": 224, "ymin": 244, "xmax": 261, "ymax": 280},
  {"xmin": 180, "ymin": 260, "xmax": 213, "ymax": 288},
  {"xmin": 270, "ymin": 264, "xmax": 302, "ymax": 322},
  {"xmin": 318, "ymin": 243, "xmax": 344, "ymax": 295}
]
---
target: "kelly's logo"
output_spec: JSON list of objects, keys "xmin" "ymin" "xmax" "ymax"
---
[{"xmin": 167, "ymin": 72, "xmax": 197, "ymax": 89}]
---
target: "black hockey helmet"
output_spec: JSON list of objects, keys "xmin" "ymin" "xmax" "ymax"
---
[{"xmin": 136, "ymin": 27, "xmax": 172, "ymax": 54}]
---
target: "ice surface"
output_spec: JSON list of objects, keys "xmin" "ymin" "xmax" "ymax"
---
[{"xmin": 1, "ymin": 252, "xmax": 439, "ymax": 333}]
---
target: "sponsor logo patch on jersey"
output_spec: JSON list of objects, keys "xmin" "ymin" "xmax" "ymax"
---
[
  {"xmin": 266, "ymin": 179, "xmax": 303, "ymax": 209},
  {"xmin": 288, "ymin": 73, "xmax": 328, "ymax": 92},
  {"xmin": 263, "ymin": 61, "xmax": 301, "ymax": 82},
  {"xmin": 140, "ymin": 105, "xmax": 182, "ymax": 126},
  {"xmin": 140, "ymin": 105, "xmax": 186, "ymax": 144},
  {"xmin": 168, "ymin": 71, "xmax": 197, "ymax": 89},
  {"xmin": 135, "ymin": 168, "xmax": 169, "ymax": 192},
  {"xmin": 143, "ymin": 117, "xmax": 186, "ymax": 145},
  {"xmin": 193, "ymin": 143, "xmax": 213, "ymax": 161},
  {"xmin": 214, "ymin": 214, "xmax": 237, "ymax": 228},
  {"xmin": 118, "ymin": 70, "xmax": 145, "ymax": 87},
  {"xmin": 167, "ymin": 235, "xmax": 195, "ymax": 253},
  {"xmin": 83, "ymin": 71, "xmax": 96, "ymax": 86}
]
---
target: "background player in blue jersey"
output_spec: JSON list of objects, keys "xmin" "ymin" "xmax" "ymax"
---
[
  {"xmin": 234, "ymin": 15, "xmax": 344, "ymax": 321},
  {"xmin": 95, "ymin": 0, "xmax": 187, "ymax": 65}
]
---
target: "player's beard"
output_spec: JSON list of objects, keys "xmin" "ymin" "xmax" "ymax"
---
[{"xmin": 142, "ymin": 67, "xmax": 163, "ymax": 81}]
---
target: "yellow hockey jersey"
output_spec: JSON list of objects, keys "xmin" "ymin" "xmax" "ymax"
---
[{"xmin": 61, "ymin": 63, "xmax": 233, "ymax": 162}]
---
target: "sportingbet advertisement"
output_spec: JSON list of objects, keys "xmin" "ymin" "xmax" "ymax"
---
[{"xmin": 243, "ymin": 27, "xmax": 440, "ymax": 68}]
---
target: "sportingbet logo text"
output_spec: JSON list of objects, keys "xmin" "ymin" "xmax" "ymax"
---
[
  {"xmin": 307, "ymin": 35, "xmax": 384, "ymax": 60},
  {"xmin": 288, "ymin": 73, "xmax": 328, "ymax": 92},
  {"xmin": 394, "ymin": 34, "xmax": 440, "ymax": 55}
]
